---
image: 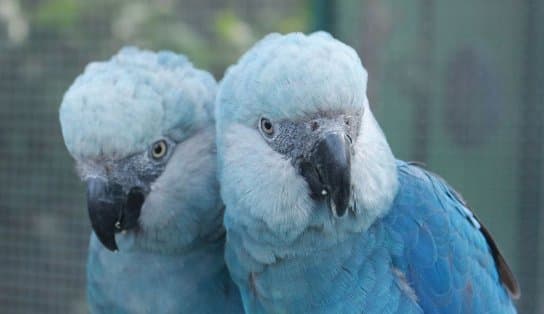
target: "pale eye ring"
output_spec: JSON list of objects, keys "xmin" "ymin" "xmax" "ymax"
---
[
  {"xmin": 260, "ymin": 117, "xmax": 274, "ymax": 136},
  {"xmin": 151, "ymin": 140, "xmax": 168, "ymax": 160}
]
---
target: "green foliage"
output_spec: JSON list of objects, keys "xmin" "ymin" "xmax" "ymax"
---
[
  {"xmin": 34, "ymin": 0, "xmax": 80, "ymax": 29},
  {"xmin": 12, "ymin": 0, "xmax": 309, "ymax": 75}
]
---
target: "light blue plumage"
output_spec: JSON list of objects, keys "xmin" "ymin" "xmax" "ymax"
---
[
  {"xmin": 216, "ymin": 32, "xmax": 519, "ymax": 313},
  {"xmin": 60, "ymin": 47, "xmax": 242, "ymax": 313}
]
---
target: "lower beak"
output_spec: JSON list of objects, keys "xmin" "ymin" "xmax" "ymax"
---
[
  {"xmin": 86, "ymin": 177, "xmax": 145, "ymax": 251},
  {"xmin": 299, "ymin": 132, "xmax": 352, "ymax": 217}
]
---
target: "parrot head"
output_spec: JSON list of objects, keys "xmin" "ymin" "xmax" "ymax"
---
[
  {"xmin": 216, "ymin": 32, "xmax": 398, "ymax": 243},
  {"xmin": 60, "ymin": 47, "xmax": 220, "ymax": 252}
]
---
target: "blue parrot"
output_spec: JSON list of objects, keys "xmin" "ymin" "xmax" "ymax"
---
[
  {"xmin": 215, "ymin": 32, "xmax": 520, "ymax": 313},
  {"xmin": 59, "ymin": 47, "xmax": 243, "ymax": 313}
]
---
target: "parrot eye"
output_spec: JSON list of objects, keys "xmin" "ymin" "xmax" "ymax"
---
[
  {"xmin": 260, "ymin": 117, "xmax": 274, "ymax": 137},
  {"xmin": 151, "ymin": 140, "xmax": 168, "ymax": 160}
]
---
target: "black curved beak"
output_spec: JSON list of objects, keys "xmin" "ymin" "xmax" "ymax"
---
[
  {"xmin": 86, "ymin": 177, "xmax": 145, "ymax": 251},
  {"xmin": 299, "ymin": 132, "xmax": 352, "ymax": 217}
]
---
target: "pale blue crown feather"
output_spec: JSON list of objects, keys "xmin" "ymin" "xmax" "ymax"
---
[
  {"xmin": 217, "ymin": 31, "xmax": 367, "ymax": 127},
  {"xmin": 60, "ymin": 46, "xmax": 216, "ymax": 159}
]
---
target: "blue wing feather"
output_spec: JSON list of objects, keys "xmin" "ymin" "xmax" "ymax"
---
[{"xmin": 383, "ymin": 161, "xmax": 518, "ymax": 313}]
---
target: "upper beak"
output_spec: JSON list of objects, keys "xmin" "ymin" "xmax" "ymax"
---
[
  {"xmin": 86, "ymin": 177, "xmax": 145, "ymax": 251},
  {"xmin": 299, "ymin": 132, "xmax": 352, "ymax": 217}
]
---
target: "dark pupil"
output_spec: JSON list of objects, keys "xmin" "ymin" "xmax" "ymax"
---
[
  {"xmin": 154, "ymin": 144, "xmax": 163, "ymax": 155},
  {"xmin": 263, "ymin": 120, "xmax": 272, "ymax": 131}
]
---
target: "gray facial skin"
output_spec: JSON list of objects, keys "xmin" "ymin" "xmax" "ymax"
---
[
  {"xmin": 79, "ymin": 137, "xmax": 175, "ymax": 251},
  {"xmin": 261, "ymin": 110, "xmax": 362, "ymax": 217}
]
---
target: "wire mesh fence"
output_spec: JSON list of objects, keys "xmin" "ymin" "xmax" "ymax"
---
[{"xmin": 0, "ymin": 0, "xmax": 542, "ymax": 313}]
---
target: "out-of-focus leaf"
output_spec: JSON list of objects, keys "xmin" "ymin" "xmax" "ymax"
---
[
  {"xmin": 214, "ymin": 10, "xmax": 254, "ymax": 48},
  {"xmin": 34, "ymin": 0, "xmax": 80, "ymax": 28},
  {"xmin": 276, "ymin": 14, "xmax": 309, "ymax": 33}
]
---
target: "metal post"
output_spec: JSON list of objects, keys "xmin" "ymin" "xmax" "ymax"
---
[{"xmin": 312, "ymin": 0, "xmax": 336, "ymax": 35}]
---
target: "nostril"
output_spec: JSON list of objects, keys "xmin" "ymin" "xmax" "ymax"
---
[
  {"xmin": 346, "ymin": 134, "xmax": 353, "ymax": 144},
  {"xmin": 311, "ymin": 121, "xmax": 319, "ymax": 131}
]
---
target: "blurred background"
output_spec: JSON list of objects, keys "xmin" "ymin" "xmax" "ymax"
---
[{"xmin": 0, "ymin": 0, "xmax": 542, "ymax": 313}]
